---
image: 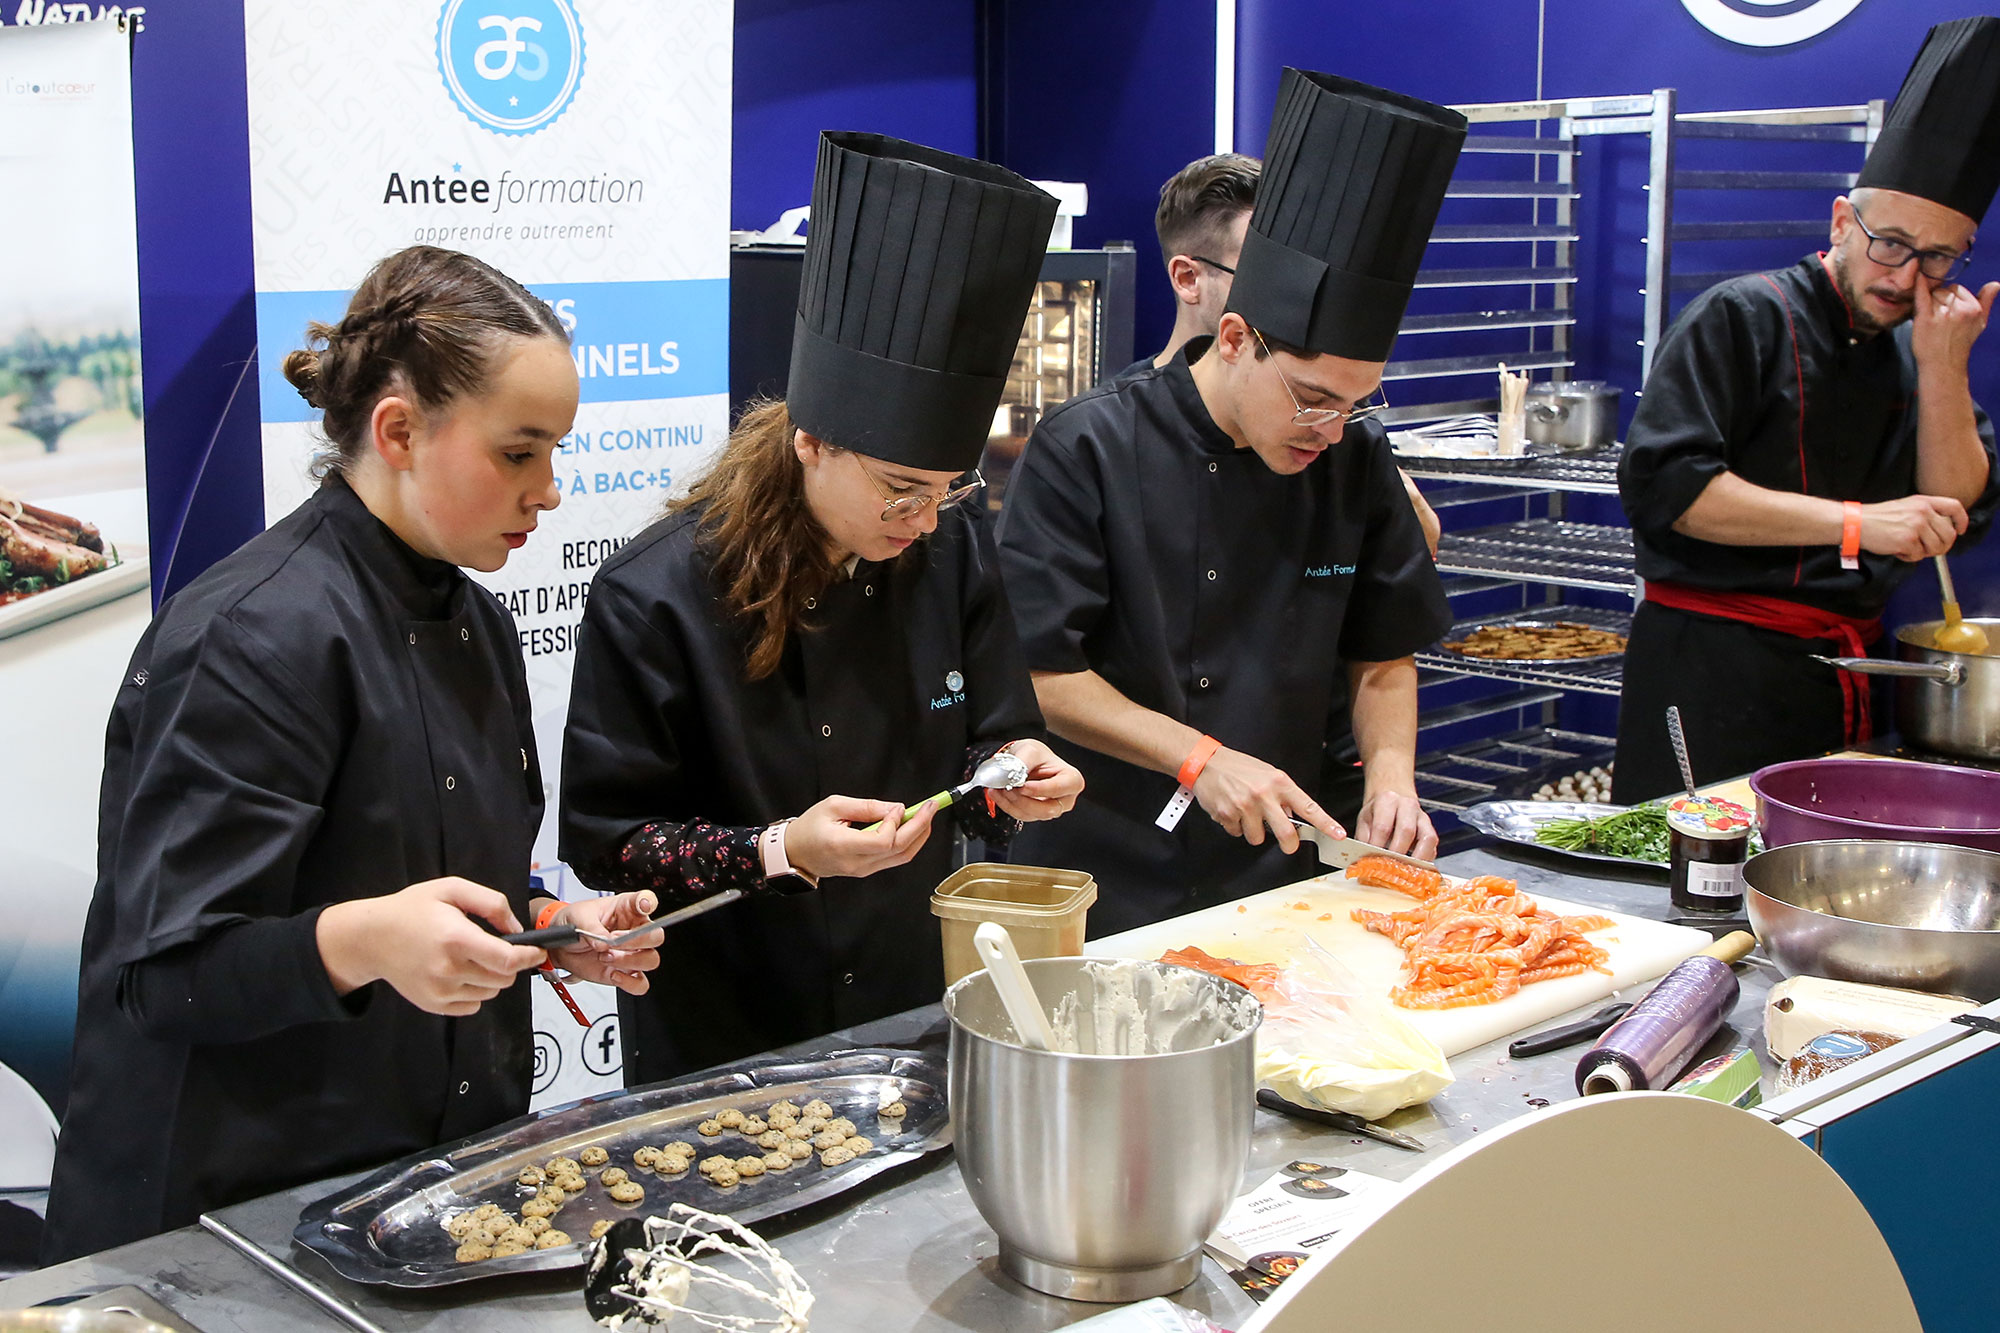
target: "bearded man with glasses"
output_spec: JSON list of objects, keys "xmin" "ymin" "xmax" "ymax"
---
[
  {"xmin": 1615, "ymin": 16, "xmax": 2000, "ymax": 799},
  {"xmin": 998, "ymin": 70, "xmax": 1463, "ymax": 935}
]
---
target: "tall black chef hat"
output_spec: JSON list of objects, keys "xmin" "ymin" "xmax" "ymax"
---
[
  {"xmin": 1856, "ymin": 16, "xmax": 2000, "ymax": 224},
  {"xmin": 1226, "ymin": 69, "xmax": 1466, "ymax": 362},
  {"xmin": 788, "ymin": 133, "xmax": 1058, "ymax": 474}
]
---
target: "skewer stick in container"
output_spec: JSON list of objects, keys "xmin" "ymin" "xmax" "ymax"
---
[{"xmin": 1575, "ymin": 932, "xmax": 1756, "ymax": 1095}]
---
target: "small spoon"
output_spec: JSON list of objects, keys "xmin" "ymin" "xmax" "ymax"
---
[
  {"xmin": 863, "ymin": 749, "xmax": 1030, "ymax": 831},
  {"xmin": 1666, "ymin": 704, "xmax": 1698, "ymax": 799},
  {"xmin": 1933, "ymin": 555, "xmax": 1990, "ymax": 655},
  {"xmin": 973, "ymin": 922, "xmax": 1061, "ymax": 1051}
]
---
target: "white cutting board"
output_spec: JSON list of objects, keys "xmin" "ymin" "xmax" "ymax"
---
[{"xmin": 1087, "ymin": 872, "xmax": 1712, "ymax": 1057}]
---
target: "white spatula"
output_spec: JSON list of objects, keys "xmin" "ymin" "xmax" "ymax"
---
[{"xmin": 973, "ymin": 921, "xmax": 1061, "ymax": 1051}]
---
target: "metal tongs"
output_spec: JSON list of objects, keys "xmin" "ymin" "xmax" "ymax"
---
[{"xmin": 491, "ymin": 888, "xmax": 744, "ymax": 950}]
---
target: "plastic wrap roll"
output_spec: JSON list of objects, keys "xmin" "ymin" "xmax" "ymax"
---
[{"xmin": 1575, "ymin": 933, "xmax": 1755, "ymax": 1095}]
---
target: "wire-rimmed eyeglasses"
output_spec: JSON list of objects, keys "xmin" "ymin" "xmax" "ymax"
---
[
  {"xmin": 852, "ymin": 455, "xmax": 986, "ymax": 522},
  {"xmin": 1253, "ymin": 329, "xmax": 1390, "ymax": 428}
]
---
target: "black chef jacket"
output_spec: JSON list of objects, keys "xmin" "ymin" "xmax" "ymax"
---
[
  {"xmin": 996, "ymin": 342, "xmax": 1452, "ymax": 935},
  {"xmin": 42, "ymin": 478, "xmax": 541, "ymax": 1263},
  {"xmin": 1616, "ymin": 256, "xmax": 1999, "ymax": 796},
  {"xmin": 558, "ymin": 502, "xmax": 1041, "ymax": 1083}
]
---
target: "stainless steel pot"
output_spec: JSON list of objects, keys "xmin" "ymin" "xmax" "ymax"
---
[
  {"xmin": 1525, "ymin": 380, "xmax": 1621, "ymax": 451},
  {"xmin": 946, "ymin": 957, "xmax": 1259, "ymax": 1303},
  {"xmin": 1818, "ymin": 618, "xmax": 2000, "ymax": 760}
]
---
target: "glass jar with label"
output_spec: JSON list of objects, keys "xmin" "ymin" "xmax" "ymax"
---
[{"xmin": 1665, "ymin": 795, "xmax": 1754, "ymax": 913}]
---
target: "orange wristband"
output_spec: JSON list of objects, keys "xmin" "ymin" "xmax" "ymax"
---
[
  {"xmin": 1840, "ymin": 500, "xmax": 1862, "ymax": 570},
  {"xmin": 535, "ymin": 900, "xmax": 564, "ymax": 931},
  {"xmin": 1177, "ymin": 735, "xmax": 1222, "ymax": 789}
]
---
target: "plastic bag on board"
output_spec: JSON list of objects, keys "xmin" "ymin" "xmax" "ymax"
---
[{"xmin": 1253, "ymin": 937, "xmax": 1452, "ymax": 1121}]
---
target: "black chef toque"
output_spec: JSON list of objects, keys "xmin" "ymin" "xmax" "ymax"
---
[
  {"xmin": 788, "ymin": 132, "xmax": 1058, "ymax": 474},
  {"xmin": 1225, "ymin": 69, "xmax": 1466, "ymax": 362},
  {"xmin": 1856, "ymin": 16, "xmax": 2000, "ymax": 225}
]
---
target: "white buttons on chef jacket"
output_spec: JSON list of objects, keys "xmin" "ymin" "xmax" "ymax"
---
[
  {"xmin": 445, "ymin": 776, "xmax": 456, "ymax": 790},
  {"xmin": 460, "ymin": 628, "xmax": 469, "ymax": 641},
  {"xmin": 1199, "ymin": 677, "xmax": 1210, "ymax": 689},
  {"xmin": 1206, "ymin": 569, "xmax": 1217, "ymax": 581},
  {"xmin": 821, "ymin": 724, "xmax": 832, "ymax": 738},
  {"xmin": 407, "ymin": 632, "xmax": 417, "ymax": 645},
  {"xmin": 842, "ymin": 972, "xmax": 855, "ymax": 985},
  {"xmin": 805, "ymin": 596, "xmax": 818, "ymax": 610},
  {"xmin": 864, "ymin": 584, "xmax": 875, "ymax": 596},
  {"xmin": 1208, "ymin": 461, "xmax": 1218, "ymax": 473},
  {"xmin": 459, "ymin": 1081, "xmax": 469, "ymax": 1094}
]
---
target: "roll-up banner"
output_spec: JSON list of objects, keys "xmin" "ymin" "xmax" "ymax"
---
[
  {"xmin": 243, "ymin": 0, "xmax": 732, "ymax": 1105},
  {"xmin": 0, "ymin": 13, "xmax": 144, "ymax": 1179}
]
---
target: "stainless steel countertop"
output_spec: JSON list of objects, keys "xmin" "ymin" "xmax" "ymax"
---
[{"xmin": 1, "ymin": 844, "xmax": 1774, "ymax": 1331}]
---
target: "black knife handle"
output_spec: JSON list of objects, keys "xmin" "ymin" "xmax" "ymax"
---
[
  {"xmin": 476, "ymin": 919, "xmax": 581, "ymax": 949},
  {"xmin": 1508, "ymin": 1002, "xmax": 1632, "ymax": 1058}
]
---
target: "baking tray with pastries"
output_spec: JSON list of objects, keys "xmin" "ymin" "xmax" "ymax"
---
[
  {"xmin": 1437, "ymin": 619, "xmax": 1628, "ymax": 663},
  {"xmin": 291, "ymin": 1048, "xmax": 947, "ymax": 1287}
]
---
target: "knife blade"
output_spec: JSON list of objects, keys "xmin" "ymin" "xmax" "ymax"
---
[
  {"xmin": 492, "ymin": 888, "xmax": 745, "ymax": 951},
  {"xmin": 1506, "ymin": 1001, "xmax": 1633, "ymax": 1058},
  {"xmin": 592, "ymin": 889, "xmax": 745, "ymax": 949},
  {"xmin": 1255, "ymin": 1088, "xmax": 1427, "ymax": 1151},
  {"xmin": 1288, "ymin": 819, "xmax": 1439, "ymax": 876}
]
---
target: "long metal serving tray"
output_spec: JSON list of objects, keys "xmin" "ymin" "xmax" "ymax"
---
[
  {"xmin": 1460, "ymin": 799, "xmax": 1669, "ymax": 869},
  {"xmin": 293, "ymin": 1047, "xmax": 948, "ymax": 1288}
]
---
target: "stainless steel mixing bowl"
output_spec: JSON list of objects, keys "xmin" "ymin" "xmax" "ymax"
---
[
  {"xmin": 945, "ymin": 956, "xmax": 1260, "ymax": 1303},
  {"xmin": 1744, "ymin": 839, "xmax": 2000, "ymax": 1002}
]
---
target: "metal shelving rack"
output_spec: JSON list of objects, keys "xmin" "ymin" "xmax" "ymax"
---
[
  {"xmin": 1396, "ymin": 446, "xmax": 1621, "ymax": 495},
  {"xmin": 1403, "ymin": 95, "xmax": 1883, "ymax": 816},
  {"xmin": 1414, "ymin": 726, "xmax": 1622, "ymax": 814},
  {"xmin": 1434, "ymin": 520, "xmax": 1636, "ymax": 594},
  {"xmin": 1414, "ymin": 603, "xmax": 1632, "ymax": 697},
  {"xmin": 1397, "ymin": 94, "xmax": 1672, "ymax": 811}
]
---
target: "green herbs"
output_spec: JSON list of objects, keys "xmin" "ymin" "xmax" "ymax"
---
[
  {"xmin": 1534, "ymin": 804, "xmax": 1672, "ymax": 862},
  {"xmin": 1532, "ymin": 803, "xmax": 1765, "ymax": 863}
]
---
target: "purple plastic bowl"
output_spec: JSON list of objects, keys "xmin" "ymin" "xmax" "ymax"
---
[{"xmin": 1750, "ymin": 758, "xmax": 2000, "ymax": 853}]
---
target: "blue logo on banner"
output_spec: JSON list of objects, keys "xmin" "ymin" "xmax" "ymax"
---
[{"xmin": 437, "ymin": 0, "xmax": 585, "ymax": 136}]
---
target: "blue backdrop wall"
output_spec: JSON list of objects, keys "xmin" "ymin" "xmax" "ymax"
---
[{"xmin": 733, "ymin": 0, "xmax": 978, "ymax": 232}]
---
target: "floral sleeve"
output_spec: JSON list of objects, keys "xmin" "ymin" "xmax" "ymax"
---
[{"xmin": 567, "ymin": 819, "xmax": 809, "ymax": 900}]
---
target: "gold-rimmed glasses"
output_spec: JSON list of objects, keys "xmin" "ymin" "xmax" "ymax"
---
[
  {"xmin": 851, "ymin": 455, "xmax": 986, "ymax": 522},
  {"xmin": 1253, "ymin": 329, "xmax": 1389, "ymax": 428}
]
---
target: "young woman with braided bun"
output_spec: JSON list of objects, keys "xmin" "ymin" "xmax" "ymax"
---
[{"xmin": 42, "ymin": 246, "xmax": 662, "ymax": 1262}]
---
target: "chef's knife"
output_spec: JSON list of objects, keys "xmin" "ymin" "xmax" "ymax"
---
[
  {"xmin": 1289, "ymin": 819, "xmax": 1440, "ymax": 875},
  {"xmin": 1507, "ymin": 1001, "xmax": 1633, "ymax": 1058},
  {"xmin": 1256, "ymin": 1088, "xmax": 1426, "ymax": 1151},
  {"xmin": 490, "ymin": 888, "xmax": 745, "ymax": 950}
]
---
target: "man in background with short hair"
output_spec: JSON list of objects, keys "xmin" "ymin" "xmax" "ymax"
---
[{"xmin": 1126, "ymin": 153, "xmax": 1261, "ymax": 375}]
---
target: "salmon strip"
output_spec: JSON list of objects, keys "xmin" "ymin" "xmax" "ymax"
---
[
  {"xmin": 1160, "ymin": 945, "xmax": 1285, "ymax": 1001},
  {"xmin": 1345, "ymin": 855, "xmax": 1445, "ymax": 899}
]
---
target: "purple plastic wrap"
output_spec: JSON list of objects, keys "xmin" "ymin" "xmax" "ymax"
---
[{"xmin": 1575, "ymin": 956, "xmax": 1740, "ymax": 1095}]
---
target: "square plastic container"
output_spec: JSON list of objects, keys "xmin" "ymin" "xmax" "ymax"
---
[{"xmin": 932, "ymin": 862, "xmax": 1098, "ymax": 986}]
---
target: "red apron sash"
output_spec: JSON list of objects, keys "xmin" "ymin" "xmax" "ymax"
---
[{"xmin": 1643, "ymin": 580, "xmax": 1884, "ymax": 746}]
